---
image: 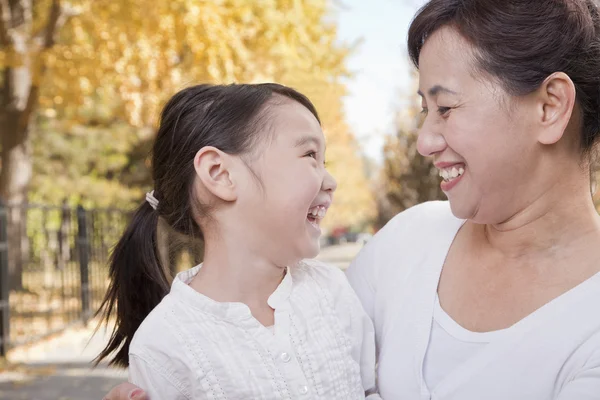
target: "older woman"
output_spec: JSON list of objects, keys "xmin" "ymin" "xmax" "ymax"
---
[
  {"xmin": 105, "ymin": 0, "xmax": 600, "ymax": 399},
  {"xmin": 347, "ymin": 0, "xmax": 600, "ymax": 398}
]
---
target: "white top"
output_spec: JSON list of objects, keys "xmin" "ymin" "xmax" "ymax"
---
[
  {"xmin": 423, "ymin": 295, "xmax": 509, "ymax": 390},
  {"xmin": 346, "ymin": 201, "xmax": 600, "ymax": 400},
  {"xmin": 128, "ymin": 259, "xmax": 380, "ymax": 399}
]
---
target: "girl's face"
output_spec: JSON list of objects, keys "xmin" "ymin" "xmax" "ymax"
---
[{"xmin": 234, "ymin": 99, "xmax": 337, "ymax": 266}]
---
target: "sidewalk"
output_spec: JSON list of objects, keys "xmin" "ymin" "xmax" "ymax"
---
[{"xmin": 0, "ymin": 322, "xmax": 127, "ymax": 400}]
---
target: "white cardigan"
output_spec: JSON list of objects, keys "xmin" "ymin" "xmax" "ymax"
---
[{"xmin": 346, "ymin": 201, "xmax": 600, "ymax": 400}]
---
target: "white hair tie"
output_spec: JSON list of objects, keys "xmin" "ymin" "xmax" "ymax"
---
[{"xmin": 145, "ymin": 190, "xmax": 159, "ymax": 210}]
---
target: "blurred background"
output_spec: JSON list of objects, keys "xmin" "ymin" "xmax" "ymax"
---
[{"xmin": 0, "ymin": 0, "xmax": 598, "ymax": 399}]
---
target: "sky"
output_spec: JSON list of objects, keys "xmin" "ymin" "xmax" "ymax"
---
[{"xmin": 333, "ymin": 0, "xmax": 427, "ymax": 162}]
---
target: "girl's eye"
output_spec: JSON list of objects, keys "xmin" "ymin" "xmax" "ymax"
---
[{"xmin": 305, "ymin": 151, "xmax": 317, "ymax": 159}]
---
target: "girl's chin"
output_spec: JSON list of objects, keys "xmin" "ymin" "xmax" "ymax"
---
[{"xmin": 301, "ymin": 238, "xmax": 321, "ymax": 260}]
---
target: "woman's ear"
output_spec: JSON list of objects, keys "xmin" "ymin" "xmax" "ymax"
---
[
  {"xmin": 534, "ymin": 72, "xmax": 576, "ymax": 145},
  {"xmin": 193, "ymin": 147, "xmax": 238, "ymax": 202}
]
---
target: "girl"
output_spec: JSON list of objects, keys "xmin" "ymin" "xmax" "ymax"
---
[{"xmin": 96, "ymin": 83, "xmax": 379, "ymax": 399}]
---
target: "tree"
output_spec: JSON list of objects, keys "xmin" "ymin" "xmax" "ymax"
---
[
  {"xmin": 1, "ymin": 0, "xmax": 355, "ymax": 201},
  {"xmin": 0, "ymin": 0, "xmax": 82, "ymax": 287},
  {"xmin": 25, "ymin": 0, "xmax": 373, "ymax": 230},
  {"xmin": 377, "ymin": 96, "xmax": 445, "ymax": 228},
  {"xmin": 1, "ymin": 0, "xmax": 375, "ymax": 277},
  {"xmin": 0, "ymin": 0, "xmax": 80, "ymax": 205}
]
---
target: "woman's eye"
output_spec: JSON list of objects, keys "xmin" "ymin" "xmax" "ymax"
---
[
  {"xmin": 420, "ymin": 107, "xmax": 428, "ymax": 115},
  {"xmin": 437, "ymin": 106, "xmax": 451, "ymax": 116}
]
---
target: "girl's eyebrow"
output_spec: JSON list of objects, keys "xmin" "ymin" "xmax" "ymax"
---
[{"xmin": 294, "ymin": 135, "xmax": 325, "ymax": 150}]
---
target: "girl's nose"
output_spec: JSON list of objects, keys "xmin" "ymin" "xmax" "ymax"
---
[{"xmin": 322, "ymin": 169, "xmax": 337, "ymax": 193}]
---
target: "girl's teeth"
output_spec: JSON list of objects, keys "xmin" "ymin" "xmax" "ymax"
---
[{"xmin": 308, "ymin": 206, "xmax": 327, "ymax": 219}]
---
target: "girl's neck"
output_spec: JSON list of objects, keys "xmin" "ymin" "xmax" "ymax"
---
[{"xmin": 188, "ymin": 235, "xmax": 286, "ymax": 308}]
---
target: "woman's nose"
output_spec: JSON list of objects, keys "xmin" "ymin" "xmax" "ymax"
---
[{"xmin": 417, "ymin": 117, "xmax": 447, "ymax": 157}]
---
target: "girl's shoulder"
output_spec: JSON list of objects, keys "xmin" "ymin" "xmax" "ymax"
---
[
  {"xmin": 291, "ymin": 260, "xmax": 373, "ymax": 343},
  {"xmin": 294, "ymin": 258, "xmax": 349, "ymax": 288},
  {"xmin": 129, "ymin": 293, "xmax": 180, "ymax": 353},
  {"xmin": 291, "ymin": 259, "xmax": 358, "ymax": 309}
]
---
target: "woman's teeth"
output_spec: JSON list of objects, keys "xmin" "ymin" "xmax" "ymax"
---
[{"xmin": 439, "ymin": 166, "xmax": 465, "ymax": 182}]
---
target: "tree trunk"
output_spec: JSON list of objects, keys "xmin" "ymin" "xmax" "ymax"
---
[
  {"xmin": 0, "ymin": 91, "xmax": 34, "ymax": 291},
  {"xmin": 0, "ymin": 0, "xmax": 80, "ymax": 289},
  {"xmin": 0, "ymin": 21, "xmax": 35, "ymax": 288}
]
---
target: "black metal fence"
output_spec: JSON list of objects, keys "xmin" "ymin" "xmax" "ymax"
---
[{"xmin": 0, "ymin": 202, "xmax": 131, "ymax": 355}]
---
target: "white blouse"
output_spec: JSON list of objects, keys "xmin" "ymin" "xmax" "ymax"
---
[
  {"xmin": 347, "ymin": 201, "xmax": 600, "ymax": 400},
  {"xmin": 128, "ymin": 259, "xmax": 379, "ymax": 399},
  {"xmin": 423, "ymin": 295, "xmax": 509, "ymax": 391}
]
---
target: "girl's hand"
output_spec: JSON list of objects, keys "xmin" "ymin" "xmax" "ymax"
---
[{"xmin": 103, "ymin": 382, "xmax": 148, "ymax": 400}]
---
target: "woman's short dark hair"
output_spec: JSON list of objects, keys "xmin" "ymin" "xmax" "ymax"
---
[{"xmin": 408, "ymin": 0, "xmax": 600, "ymax": 152}]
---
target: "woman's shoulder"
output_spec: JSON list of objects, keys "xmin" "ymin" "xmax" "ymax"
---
[
  {"xmin": 346, "ymin": 201, "xmax": 461, "ymax": 296},
  {"xmin": 361, "ymin": 200, "xmax": 459, "ymax": 254},
  {"xmin": 384, "ymin": 200, "xmax": 457, "ymax": 234}
]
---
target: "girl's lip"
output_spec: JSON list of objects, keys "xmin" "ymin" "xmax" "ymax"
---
[{"xmin": 309, "ymin": 199, "xmax": 332, "ymax": 210}]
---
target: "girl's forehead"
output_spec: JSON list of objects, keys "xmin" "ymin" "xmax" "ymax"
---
[{"xmin": 266, "ymin": 102, "xmax": 323, "ymax": 142}]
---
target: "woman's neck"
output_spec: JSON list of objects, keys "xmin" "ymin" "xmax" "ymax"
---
[{"xmin": 477, "ymin": 176, "xmax": 600, "ymax": 262}]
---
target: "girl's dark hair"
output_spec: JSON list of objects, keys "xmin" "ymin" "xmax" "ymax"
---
[
  {"xmin": 408, "ymin": 0, "xmax": 600, "ymax": 152},
  {"xmin": 96, "ymin": 83, "xmax": 319, "ymax": 367}
]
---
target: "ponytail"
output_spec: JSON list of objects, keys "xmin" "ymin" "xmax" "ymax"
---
[{"xmin": 95, "ymin": 200, "xmax": 170, "ymax": 368}]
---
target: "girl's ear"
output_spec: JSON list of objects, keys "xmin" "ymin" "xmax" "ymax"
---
[{"xmin": 194, "ymin": 147, "xmax": 238, "ymax": 202}]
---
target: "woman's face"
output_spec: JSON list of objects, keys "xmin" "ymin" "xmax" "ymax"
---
[{"xmin": 416, "ymin": 26, "xmax": 546, "ymax": 224}]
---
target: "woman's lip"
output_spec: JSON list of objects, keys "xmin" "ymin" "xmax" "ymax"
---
[
  {"xmin": 434, "ymin": 161, "xmax": 465, "ymax": 169},
  {"xmin": 440, "ymin": 170, "xmax": 464, "ymax": 191}
]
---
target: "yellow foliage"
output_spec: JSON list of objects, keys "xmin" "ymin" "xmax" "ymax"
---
[{"xmin": 1, "ymin": 0, "xmax": 374, "ymax": 230}]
